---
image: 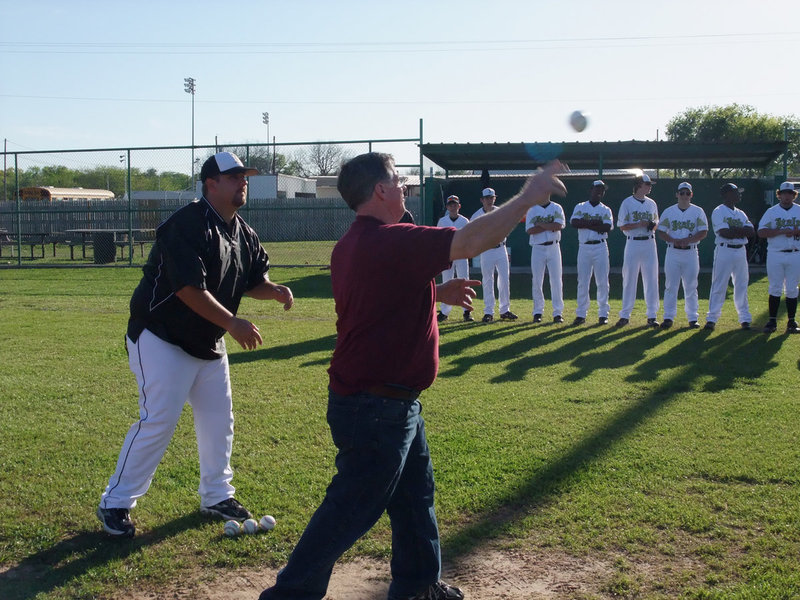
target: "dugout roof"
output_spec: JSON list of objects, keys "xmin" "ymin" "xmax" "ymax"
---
[{"xmin": 420, "ymin": 140, "xmax": 788, "ymax": 172}]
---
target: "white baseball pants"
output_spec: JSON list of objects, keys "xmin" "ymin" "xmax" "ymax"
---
[
  {"xmin": 706, "ymin": 246, "xmax": 752, "ymax": 323},
  {"xmin": 663, "ymin": 247, "xmax": 700, "ymax": 321},
  {"xmin": 100, "ymin": 329, "xmax": 236, "ymax": 510},
  {"xmin": 530, "ymin": 244, "xmax": 563, "ymax": 317},
  {"xmin": 439, "ymin": 258, "xmax": 470, "ymax": 315},
  {"xmin": 766, "ymin": 250, "xmax": 800, "ymax": 298},
  {"xmin": 619, "ymin": 239, "xmax": 660, "ymax": 320},
  {"xmin": 576, "ymin": 243, "xmax": 610, "ymax": 319},
  {"xmin": 480, "ymin": 245, "xmax": 511, "ymax": 315}
]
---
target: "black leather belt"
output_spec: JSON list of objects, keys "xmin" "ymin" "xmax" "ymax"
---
[
  {"xmin": 719, "ymin": 243, "xmax": 743, "ymax": 249},
  {"xmin": 669, "ymin": 245, "xmax": 695, "ymax": 250},
  {"xmin": 583, "ymin": 240, "xmax": 605, "ymax": 245},
  {"xmin": 629, "ymin": 236, "xmax": 654, "ymax": 241},
  {"xmin": 365, "ymin": 384, "xmax": 420, "ymax": 401},
  {"xmin": 538, "ymin": 241, "xmax": 558, "ymax": 246},
  {"xmin": 493, "ymin": 241, "xmax": 506, "ymax": 248},
  {"xmin": 779, "ymin": 249, "xmax": 799, "ymax": 253}
]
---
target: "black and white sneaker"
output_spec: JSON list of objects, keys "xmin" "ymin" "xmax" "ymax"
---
[
  {"xmin": 200, "ymin": 498, "xmax": 252, "ymax": 521},
  {"xmin": 407, "ymin": 580, "xmax": 464, "ymax": 600},
  {"xmin": 97, "ymin": 507, "xmax": 135, "ymax": 537}
]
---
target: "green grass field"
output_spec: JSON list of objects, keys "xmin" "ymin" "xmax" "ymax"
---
[{"xmin": 1, "ymin": 266, "xmax": 799, "ymax": 599}]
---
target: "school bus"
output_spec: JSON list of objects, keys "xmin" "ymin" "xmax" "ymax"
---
[{"xmin": 19, "ymin": 187, "xmax": 115, "ymax": 201}]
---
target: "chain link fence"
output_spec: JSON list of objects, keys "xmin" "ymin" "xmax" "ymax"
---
[{"xmin": 0, "ymin": 139, "xmax": 421, "ymax": 267}]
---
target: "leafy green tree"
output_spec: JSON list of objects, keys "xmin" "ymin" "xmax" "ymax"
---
[{"xmin": 665, "ymin": 104, "xmax": 800, "ymax": 177}]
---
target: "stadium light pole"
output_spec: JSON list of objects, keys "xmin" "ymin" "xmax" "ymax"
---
[
  {"xmin": 184, "ymin": 77, "xmax": 196, "ymax": 188},
  {"xmin": 262, "ymin": 112, "xmax": 270, "ymax": 173}
]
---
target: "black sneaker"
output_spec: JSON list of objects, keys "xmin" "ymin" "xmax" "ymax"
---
[
  {"xmin": 740, "ymin": 322, "xmax": 751, "ymax": 330},
  {"xmin": 660, "ymin": 319, "xmax": 673, "ymax": 330},
  {"xmin": 97, "ymin": 507, "xmax": 135, "ymax": 537},
  {"xmin": 615, "ymin": 318, "xmax": 629, "ymax": 327},
  {"xmin": 481, "ymin": 314, "xmax": 493, "ymax": 323},
  {"xmin": 200, "ymin": 498, "xmax": 252, "ymax": 521},
  {"xmin": 647, "ymin": 318, "xmax": 660, "ymax": 328},
  {"xmin": 463, "ymin": 311, "xmax": 474, "ymax": 322},
  {"xmin": 572, "ymin": 316, "xmax": 586, "ymax": 326},
  {"xmin": 688, "ymin": 321, "xmax": 699, "ymax": 329},
  {"xmin": 500, "ymin": 311, "xmax": 518, "ymax": 320},
  {"xmin": 407, "ymin": 580, "xmax": 464, "ymax": 600},
  {"xmin": 763, "ymin": 319, "xmax": 777, "ymax": 333},
  {"xmin": 787, "ymin": 320, "xmax": 800, "ymax": 334},
  {"xmin": 532, "ymin": 313, "xmax": 542, "ymax": 323},
  {"xmin": 436, "ymin": 311, "xmax": 448, "ymax": 323},
  {"xmin": 704, "ymin": 321, "xmax": 716, "ymax": 331},
  {"xmin": 553, "ymin": 315, "xmax": 564, "ymax": 324},
  {"xmin": 598, "ymin": 316, "xmax": 608, "ymax": 325}
]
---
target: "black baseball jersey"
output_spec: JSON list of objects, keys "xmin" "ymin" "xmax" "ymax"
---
[{"xmin": 127, "ymin": 197, "xmax": 270, "ymax": 359}]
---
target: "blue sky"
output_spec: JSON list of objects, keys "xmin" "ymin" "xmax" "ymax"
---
[{"xmin": 2, "ymin": 0, "xmax": 799, "ymax": 170}]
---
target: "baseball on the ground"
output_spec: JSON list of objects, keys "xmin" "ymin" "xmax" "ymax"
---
[
  {"xmin": 242, "ymin": 518, "xmax": 260, "ymax": 534},
  {"xmin": 569, "ymin": 110, "xmax": 588, "ymax": 132},
  {"xmin": 259, "ymin": 515, "xmax": 277, "ymax": 531},
  {"xmin": 223, "ymin": 519, "xmax": 242, "ymax": 537}
]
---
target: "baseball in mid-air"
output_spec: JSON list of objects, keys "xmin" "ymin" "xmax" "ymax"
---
[
  {"xmin": 569, "ymin": 110, "xmax": 589, "ymax": 132},
  {"xmin": 242, "ymin": 518, "xmax": 260, "ymax": 535},
  {"xmin": 223, "ymin": 519, "xmax": 242, "ymax": 537},
  {"xmin": 259, "ymin": 515, "xmax": 277, "ymax": 531}
]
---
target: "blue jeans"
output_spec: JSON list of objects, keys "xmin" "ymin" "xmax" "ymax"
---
[{"xmin": 260, "ymin": 389, "xmax": 441, "ymax": 600}]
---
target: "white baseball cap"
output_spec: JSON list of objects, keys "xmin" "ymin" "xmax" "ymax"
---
[
  {"xmin": 482, "ymin": 187, "xmax": 496, "ymax": 197},
  {"xmin": 779, "ymin": 181, "xmax": 797, "ymax": 192},
  {"xmin": 200, "ymin": 151, "xmax": 258, "ymax": 182},
  {"xmin": 678, "ymin": 182, "xmax": 693, "ymax": 192}
]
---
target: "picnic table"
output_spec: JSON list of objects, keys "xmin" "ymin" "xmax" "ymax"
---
[{"xmin": 64, "ymin": 228, "xmax": 155, "ymax": 263}]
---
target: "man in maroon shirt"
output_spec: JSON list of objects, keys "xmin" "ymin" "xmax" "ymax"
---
[{"xmin": 260, "ymin": 153, "xmax": 566, "ymax": 600}]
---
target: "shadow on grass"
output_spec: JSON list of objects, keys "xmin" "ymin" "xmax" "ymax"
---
[
  {"xmin": 0, "ymin": 514, "xmax": 205, "ymax": 600},
  {"xmin": 228, "ymin": 333, "xmax": 337, "ymax": 366},
  {"xmin": 440, "ymin": 307, "xmax": 783, "ymax": 564}
]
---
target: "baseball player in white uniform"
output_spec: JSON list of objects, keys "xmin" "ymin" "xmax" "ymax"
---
[
  {"xmin": 756, "ymin": 181, "xmax": 800, "ymax": 333},
  {"xmin": 616, "ymin": 174, "xmax": 660, "ymax": 327},
  {"xmin": 436, "ymin": 195, "xmax": 473, "ymax": 322},
  {"xmin": 705, "ymin": 183, "xmax": 754, "ymax": 330},
  {"xmin": 526, "ymin": 197, "xmax": 565, "ymax": 322},
  {"xmin": 471, "ymin": 187, "xmax": 517, "ymax": 322},
  {"xmin": 656, "ymin": 182, "xmax": 708, "ymax": 329},
  {"xmin": 570, "ymin": 180, "xmax": 613, "ymax": 325},
  {"xmin": 97, "ymin": 152, "xmax": 294, "ymax": 537}
]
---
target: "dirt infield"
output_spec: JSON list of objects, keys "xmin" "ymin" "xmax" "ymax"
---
[{"xmin": 118, "ymin": 549, "xmax": 623, "ymax": 600}]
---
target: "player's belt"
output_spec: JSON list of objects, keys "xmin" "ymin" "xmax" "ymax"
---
[
  {"xmin": 629, "ymin": 236, "xmax": 654, "ymax": 240},
  {"xmin": 364, "ymin": 384, "xmax": 420, "ymax": 401},
  {"xmin": 537, "ymin": 241, "xmax": 559, "ymax": 246},
  {"xmin": 583, "ymin": 240, "xmax": 605, "ymax": 245},
  {"xmin": 779, "ymin": 249, "xmax": 800, "ymax": 253},
  {"xmin": 668, "ymin": 245, "xmax": 696, "ymax": 250},
  {"xmin": 718, "ymin": 243, "xmax": 744, "ymax": 248},
  {"xmin": 493, "ymin": 241, "xmax": 506, "ymax": 248}
]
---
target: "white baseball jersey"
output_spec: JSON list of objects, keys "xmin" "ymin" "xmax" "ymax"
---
[
  {"xmin": 526, "ymin": 202, "xmax": 565, "ymax": 317},
  {"xmin": 472, "ymin": 206, "xmax": 511, "ymax": 315},
  {"xmin": 571, "ymin": 200, "xmax": 613, "ymax": 319},
  {"xmin": 758, "ymin": 202, "xmax": 800, "ymax": 298},
  {"xmin": 658, "ymin": 203, "xmax": 708, "ymax": 322},
  {"xmin": 436, "ymin": 213, "xmax": 471, "ymax": 315},
  {"xmin": 707, "ymin": 203, "xmax": 752, "ymax": 324},
  {"xmin": 618, "ymin": 195, "xmax": 659, "ymax": 320}
]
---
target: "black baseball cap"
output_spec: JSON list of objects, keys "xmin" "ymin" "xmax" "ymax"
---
[
  {"xmin": 720, "ymin": 183, "xmax": 741, "ymax": 194},
  {"xmin": 200, "ymin": 152, "xmax": 259, "ymax": 182}
]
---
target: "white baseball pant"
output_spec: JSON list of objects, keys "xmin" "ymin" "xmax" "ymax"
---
[
  {"xmin": 766, "ymin": 250, "xmax": 800, "ymax": 299},
  {"xmin": 100, "ymin": 329, "xmax": 236, "ymax": 510},
  {"xmin": 439, "ymin": 258, "xmax": 470, "ymax": 316},
  {"xmin": 706, "ymin": 245, "xmax": 752, "ymax": 323},
  {"xmin": 619, "ymin": 239, "xmax": 660, "ymax": 320},
  {"xmin": 576, "ymin": 242, "xmax": 610, "ymax": 319},
  {"xmin": 530, "ymin": 243, "xmax": 563, "ymax": 317},
  {"xmin": 480, "ymin": 245, "xmax": 511, "ymax": 315},
  {"xmin": 663, "ymin": 247, "xmax": 700, "ymax": 321}
]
